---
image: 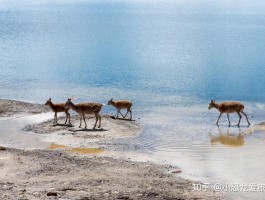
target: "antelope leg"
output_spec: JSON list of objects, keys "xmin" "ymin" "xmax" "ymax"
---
[
  {"xmin": 79, "ymin": 114, "xmax": 82, "ymax": 128},
  {"xmin": 118, "ymin": 110, "xmax": 125, "ymax": 118},
  {"xmin": 53, "ymin": 113, "xmax": 56, "ymax": 124},
  {"xmin": 237, "ymin": 112, "xmax": 242, "ymax": 126},
  {"xmin": 68, "ymin": 112, "xmax": 71, "ymax": 124},
  {"xmin": 98, "ymin": 113, "xmax": 101, "ymax": 128},
  {"xmin": 227, "ymin": 113, "xmax": 230, "ymax": 126},
  {"xmin": 55, "ymin": 112, "xmax": 58, "ymax": 124},
  {"xmin": 116, "ymin": 110, "xmax": 119, "ymax": 118},
  {"xmin": 83, "ymin": 113, "xmax": 87, "ymax": 129},
  {"xmin": 216, "ymin": 113, "xmax": 222, "ymax": 125},
  {"xmin": 130, "ymin": 110, "xmax": 132, "ymax": 120},
  {"xmin": 64, "ymin": 111, "xmax": 68, "ymax": 124},
  {"xmin": 241, "ymin": 111, "xmax": 250, "ymax": 125},
  {"xmin": 94, "ymin": 114, "xmax": 98, "ymax": 129}
]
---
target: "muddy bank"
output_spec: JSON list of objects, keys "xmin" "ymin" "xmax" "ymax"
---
[
  {"xmin": 0, "ymin": 99, "xmax": 48, "ymax": 117},
  {"xmin": 23, "ymin": 115, "xmax": 140, "ymax": 138},
  {"xmin": 0, "ymin": 148, "xmax": 222, "ymax": 200}
]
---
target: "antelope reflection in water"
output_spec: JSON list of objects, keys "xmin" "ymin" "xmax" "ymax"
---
[{"xmin": 210, "ymin": 127, "xmax": 245, "ymax": 147}]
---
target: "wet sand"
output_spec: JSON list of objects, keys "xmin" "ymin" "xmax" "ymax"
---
[
  {"xmin": 22, "ymin": 114, "xmax": 142, "ymax": 151},
  {"xmin": 0, "ymin": 99, "xmax": 223, "ymax": 200}
]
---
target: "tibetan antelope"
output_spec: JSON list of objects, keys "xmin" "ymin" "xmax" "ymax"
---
[
  {"xmin": 208, "ymin": 99, "xmax": 250, "ymax": 126},
  {"xmin": 65, "ymin": 98, "xmax": 103, "ymax": 129},
  {"xmin": 45, "ymin": 98, "xmax": 71, "ymax": 124},
  {"xmin": 107, "ymin": 98, "xmax": 132, "ymax": 119}
]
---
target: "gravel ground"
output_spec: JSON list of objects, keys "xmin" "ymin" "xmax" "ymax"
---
[{"xmin": 0, "ymin": 148, "xmax": 222, "ymax": 200}]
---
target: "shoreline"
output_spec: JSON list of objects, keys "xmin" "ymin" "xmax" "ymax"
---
[
  {"xmin": 0, "ymin": 99, "xmax": 49, "ymax": 118},
  {"xmin": 0, "ymin": 99, "xmax": 223, "ymax": 199}
]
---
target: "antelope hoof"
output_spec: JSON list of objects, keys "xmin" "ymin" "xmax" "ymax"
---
[
  {"xmin": 79, "ymin": 125, "xmax": 82, "ymax": 128},
  {"xmin": 93, "ymin": 126, "xmax": 96, "ymax": 129}
]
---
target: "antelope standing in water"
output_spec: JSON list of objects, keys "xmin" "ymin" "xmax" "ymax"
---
[
  {"xmin": 107, "ymin": 98, "xmax": 132, "ymax": 119},
  {"xmin": 65, "ymin": 98, "xmax": 103, "ymax": 129},
  {"xmin": 45, "ymin": 98, "xmax": 71, "ymax": 124},
  {"xmin": 208, "ymin": 99, "xmax": 250, "ymax": 126}
]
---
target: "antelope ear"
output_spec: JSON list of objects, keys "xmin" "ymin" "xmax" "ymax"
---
[
  {"xmin": 111, "ymin": 98, "xmax": 113, "ymax": 101},
  {"xmin": 211, "ymin": 99, "xmax": 213, "ymax": 103},
  {"xmin": 49, "ymin": 98, "xmax": 51, "ymax": 101},
  {"xmin": 213, "ymin": 100, "xmax": 216, "ymax": 103}
]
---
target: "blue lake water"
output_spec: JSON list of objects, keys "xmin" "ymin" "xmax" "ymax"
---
[{"xmin": 1, "ymin": 1, "xmax": 265, "ymax": 199}]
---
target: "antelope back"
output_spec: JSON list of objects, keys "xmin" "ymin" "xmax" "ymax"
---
[{"xmin": 76, "ymin": 103, "xmax": 103, "ymax": 114}]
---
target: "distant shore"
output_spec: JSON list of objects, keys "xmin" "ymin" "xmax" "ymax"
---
[
  {"xmin": 0, "ymin": 99, "xmax": 222, "ymax": 200},
  {"xmin": 0, "ymin": 99, "xmax": 49, "ymax": 117}
]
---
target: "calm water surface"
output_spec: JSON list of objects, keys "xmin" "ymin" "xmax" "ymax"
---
[{"xmin": 1, "ymin": 1, "xmax": 265, "ymax": 199}]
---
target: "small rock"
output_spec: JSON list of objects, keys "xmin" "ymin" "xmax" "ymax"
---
[
  {"xmin": 0, "ymin": 146, "xmax": 7, "ymax": 151},
  {"xmin": 47, "ymin": 192, "xmax": 57, "ymax": 196},
  {"xmin": 171, "ymin": 169, "xmax": 182, "ymax": 174}
]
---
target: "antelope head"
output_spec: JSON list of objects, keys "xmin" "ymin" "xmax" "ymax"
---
[
  {"xmin": 45, "ymin": 98, "xmax": 52, "ymax": 106},
  {"xmin": 208, "ymin": 99, "xmax": 216, "ymax": 110},
  {"xmin": 107, "ymin": 98, "xmax": 114, "ymax": 105},
  {"xmin": 65, "ymin": 98, "xmax": 73, "ymax": 108}
]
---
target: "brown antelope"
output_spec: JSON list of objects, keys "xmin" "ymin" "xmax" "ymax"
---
[
  {"xmin": 45, "ymin": 98, "xmax": 71, "ymax": 124},
  {"xmin": 208, "ymin": 99, "xmax": 250, "ymax": 126},
  {"xmin": 65, "ymin": 98, "xmax": 103, "ymax": 129},
  {"xmin": 107, "ymin": 98, "xmax": 132, "ymax": 119}
]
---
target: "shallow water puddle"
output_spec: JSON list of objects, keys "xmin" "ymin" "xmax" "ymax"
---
[
  {"xmin": 0, "ymin": 112, "xmax": 54, "ymax": 149},
  {"xmin": 48, "ymin": 143, "xmax": 104, "ymax": 154},
  {"xmin": 67, "ymin": 147, "xmax": 104, "ymax": 154},
  {"xmin": 48, "ymin": 143, "xmax": 68, "ymax": 150}
]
